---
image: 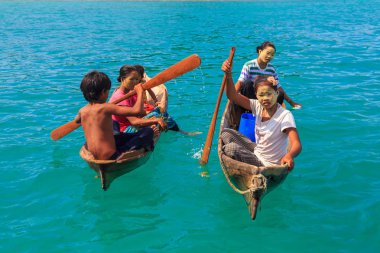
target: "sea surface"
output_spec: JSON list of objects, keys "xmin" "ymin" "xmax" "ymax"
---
[{"xmin": 1, "ymin": 1, "xmax": 379, "ymax": 252}]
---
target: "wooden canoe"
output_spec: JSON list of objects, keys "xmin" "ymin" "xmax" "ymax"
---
[
  {"xmin": 80, "ymin": 135, "xmax": 160, "ymax": 190},
  {"xmin": 217, "ymin": 101, "xmax": 289, "ymax": 220}
]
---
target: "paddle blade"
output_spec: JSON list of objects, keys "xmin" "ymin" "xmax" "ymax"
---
[
  {"xmin": 50, "ymin": 120, "xmax": 81, "ymax": 141},
  {"xmin": 111, "ymin": 54, "xmax": 201, "ymax": 105},
  {"xmin": 142, "ymin": 54, "xmax": 201, "ymax": 90}
]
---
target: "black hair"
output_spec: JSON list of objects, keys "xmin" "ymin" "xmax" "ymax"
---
[
  {"xmin": 256, "ymin": 41, "xmax": 276, "ymax": 54},
  {"xmin": 117, "ymin": 65, "xmax": 137, "ymax": 82},
  {"xmin": 134, "ymin": 65, "xmax": 145, "ymax": 78},
  {"xmin": 80, "ymin": 71, "xmax": 111, "ymax": 102},
  {"xmin": 254, "ymin": 75, "xmax": 278, "ymax": 93}
]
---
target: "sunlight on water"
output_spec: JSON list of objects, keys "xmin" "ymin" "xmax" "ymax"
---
[{"xmin": 190, "ymin": 147, "xmax": 203, "ymax": 160}]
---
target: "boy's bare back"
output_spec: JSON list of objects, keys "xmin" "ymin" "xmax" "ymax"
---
[
  {"xmin": 78, "ymin": 71, "xmax": 144, "ymax": 160},
  {"xmin": 79, "ymin": 97, "xmax": 144, "ymax": 160},
  {"xmin": 80, "ymin": 103, "xmax": 117, "ymax": 160}
]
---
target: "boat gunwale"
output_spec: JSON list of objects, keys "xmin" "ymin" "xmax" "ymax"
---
[{"xmin": 80, "ymin": 146, "xmax": 149, "ymax": 165}]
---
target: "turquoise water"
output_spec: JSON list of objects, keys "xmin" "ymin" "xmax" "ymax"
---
[{"xmin": 1, "ymin": 1, "xmax": 380, "ymax": 252}]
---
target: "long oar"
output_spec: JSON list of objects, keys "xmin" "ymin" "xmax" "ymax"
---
[
  {"xmin": 199, "ymin": 47, "xmax": 235, "ymax": 165},
  {"xmin": 50, "ymin": 54, "xmax": 201, "ymax": 141}
]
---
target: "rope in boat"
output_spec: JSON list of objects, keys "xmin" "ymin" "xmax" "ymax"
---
[
  {"xmin": 219, "ymin": 150, "xmax": 268, "ymax": 195},
  {"xmin": 248, "ymin": 174, "xmax": 267, "ymax": 194}
]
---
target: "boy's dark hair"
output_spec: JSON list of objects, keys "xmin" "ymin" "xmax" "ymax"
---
[
  {"xmin": 80, "ymin": 71, "xmax": 111, "ymax": 102},
  {"xmin": 256, "ymin": 41, "xmax": 276, "ymax": 53},
  {"xmin": 117, "ymin": 65, "xmax": 137, "ymax": 82}
]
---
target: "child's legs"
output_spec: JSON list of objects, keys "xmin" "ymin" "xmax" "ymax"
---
[
  {"xmin": 145, "ymin": 107, "xmax": 179, "ymax": 131},
  {"xmin": 221, "ymin": 128, "xmax": 263, "ymax": 166},
  {"xmin": 221, "ymin": 128, "xmax": 256, "ymax": 152},
  {"xmin": 168, "ymin": 119, "xmax": 179, "ymax": 131},
  {"xmin": 144, "ymin": 108, "xmax": 161, "ymax": 119},
  {"xmin": 222, "ymin": 142, "xmax": 263, "ymax": 166},
  {"xmin": 122, "ymin": 108, "xmax": 161, "ymax": 134},
  {"xmin": 165, "ymin": 113, "xmax": 179, "ymax": 131},
  {"xmin": 124, "ymin": 125, "xmax": 139, "ymax": 133},
  {"xmin": 115, "ymin": 127, "xmax": 154, "ymax": 152}
]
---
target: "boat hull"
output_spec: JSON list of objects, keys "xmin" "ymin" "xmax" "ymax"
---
[
  {"xmin": 218, "ymin": 101, "xmax": 288, "ymax": 219},
  {"xmin": 80, "ymin": 136, "xmax": 159, "ymax": 190}
]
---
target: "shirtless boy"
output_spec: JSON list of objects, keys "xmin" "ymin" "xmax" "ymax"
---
[{"xmin": 75, "ymin": 71, "xmax": 154, "ymax": 160}]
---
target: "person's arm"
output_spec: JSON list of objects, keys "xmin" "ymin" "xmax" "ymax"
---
[
  {"xmin": 281, "ymin": 128, "xmax": 302, "ymax": 171},
  {"xmin": 126, "ymin": 116, "xmax": 167, "ymax": 130},
  {"xmin": 133, "ymin": 83, "xmax": 145, "ymax": 114},
  {"xmin": 222, "ymin": 59, "xmax": 251, "ymax": 111},
  {"xmin": 109, "ymin": 103, "xmax": 144, "ymax": 117},
  {"xmin": 74, "ymin": 112, "xmax": 81, "ymax": 124},
  {"xmin": 234, "ymin": 80, "xmax": 244, "ymax": 92},
  {"xmin": 278, "ymin": 87, "xmax": 302, "ymax": 108},
  {"xmin": 146, "ymin": 89, "xmax": 158, "ymax": 103}
]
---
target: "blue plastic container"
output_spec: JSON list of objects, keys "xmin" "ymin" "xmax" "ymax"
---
[{"xmin": 238, "ymin": 113, "xmax": 256, "ymax": 142}]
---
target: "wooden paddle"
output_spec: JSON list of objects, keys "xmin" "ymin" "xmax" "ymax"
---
[
  {"xmin": 199, "ymin": 47, "xmax": 235, "ymax": 165},
  {"xmin": 50, "ymin": 54, "xmax": 201, "ymax": 141}
]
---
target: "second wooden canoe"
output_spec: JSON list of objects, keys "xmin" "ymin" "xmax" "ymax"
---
[{"xmin": 217, "ymin": 101, "xmax": 288, "ymax": 220}]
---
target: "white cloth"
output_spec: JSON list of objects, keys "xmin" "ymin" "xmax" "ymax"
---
[
  {"xmin": 144, "ymin": 74, "xmax": 168, "ymax": 112},
  {"xmin": 250, "ymin": 99, "xmax": 296, "ymax": 166}
]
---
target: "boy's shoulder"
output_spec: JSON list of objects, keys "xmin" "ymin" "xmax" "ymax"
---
[
  {"xmin": 81, "ymin": 102, "xmax": 109, "ymax": 113},
  {"xmin": 79, "ymin": 103, "xmax": 90, "ymax": 113}
]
